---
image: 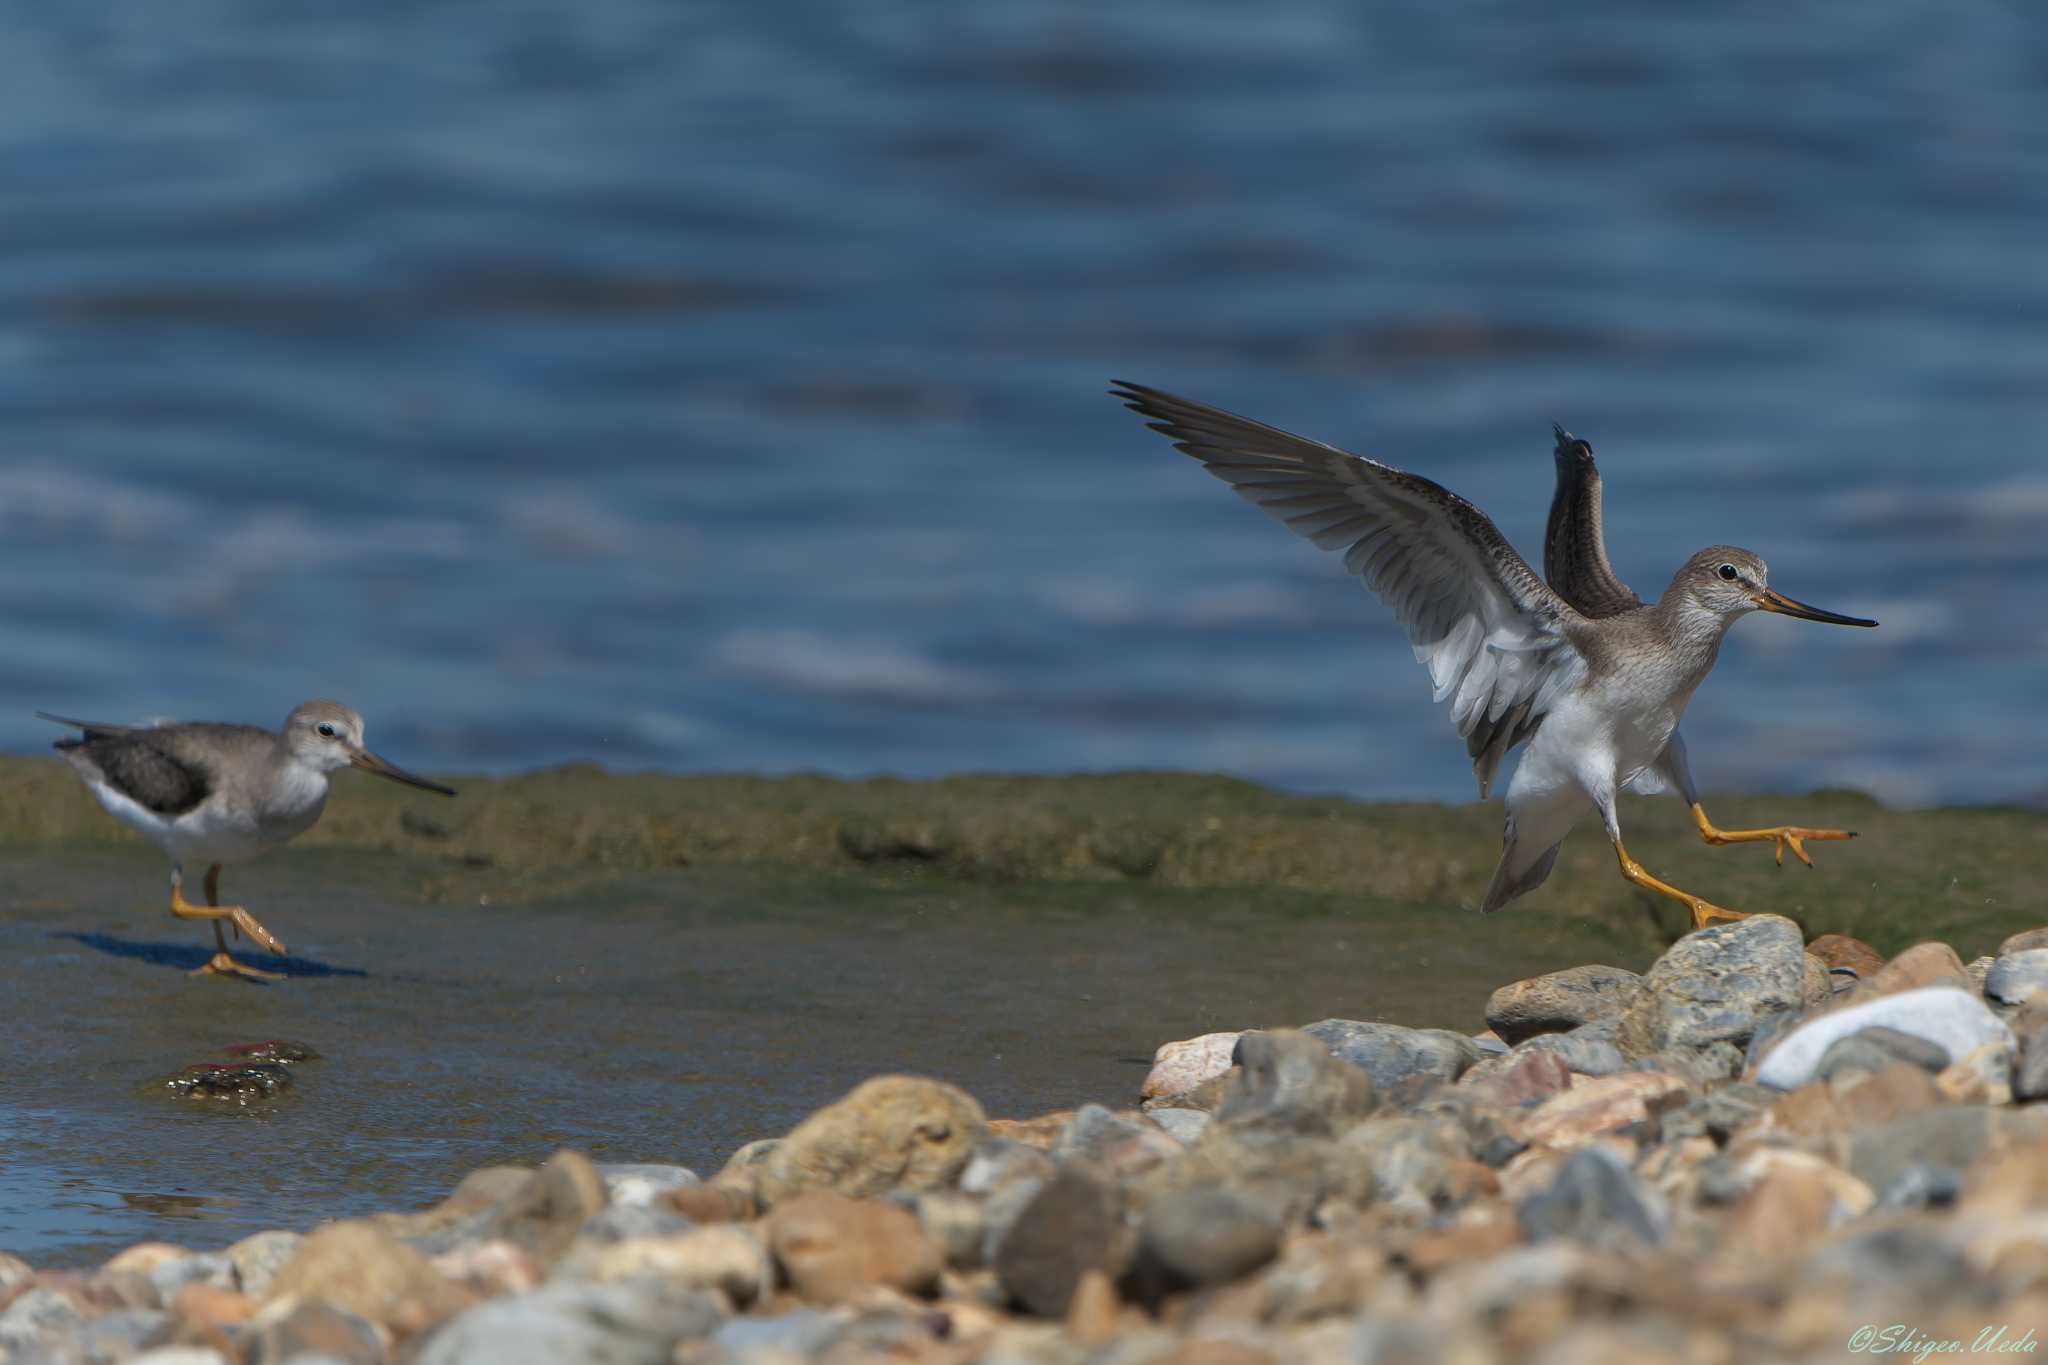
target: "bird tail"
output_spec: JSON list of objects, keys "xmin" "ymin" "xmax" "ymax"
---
[{"xmin": 1479, "ymin": 816, "xmax": 1562, "ymax": 914}]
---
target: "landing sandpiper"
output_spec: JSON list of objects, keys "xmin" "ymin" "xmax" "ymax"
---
[{"xmin": 1113, "ymin": 382, "xmax": 1876, "ymax": 929}]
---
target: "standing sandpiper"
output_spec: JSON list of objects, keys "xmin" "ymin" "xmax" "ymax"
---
[
  {"xmin": 1112, "ymin": 382, "xmax": 1877, "ymax": 929},
  {"xmin": 40, "ymin": 700, "xmax": 456, "ymax": 980}
]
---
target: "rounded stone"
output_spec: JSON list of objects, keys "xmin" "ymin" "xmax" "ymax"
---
[{"xmin": 758, "ymin": 1075, "xmax": 986, "ymax": 1208}]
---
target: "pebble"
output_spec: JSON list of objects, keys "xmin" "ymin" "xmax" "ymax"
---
[
  {"xmin": 767, "ymin": 1193, "xmax": 943, "ymax": 1303},
  {"xmin": 413, "ymin": 1280, "xmax": 724, "ymax": 1365},
  {"xmin": 1754, "ymin": 986, "xmax": 2014, "ymax": 1089},
  {"xmin": 993, "ymin": 1164, "xmax": 1128, "ymax": 1317},
  {"xmin": 1216, "ymin": 1029, "xmax": 1377, "ymax": 1135},
  {"xmin": 596, "ymin": 1162, "xmax": 699, "ymax": 1206},
  {"xmin": 756, "ymin": 1074, "xmax": 986, "ymax": 1207},
  {"xmin": 264, "ymin": 1220, "xmax": 468, "ymax": 1333},
  {"xmin": 1518, "ymin": 1146, "xmax": 1665, "ymax": 1250},
  {"xmin": 1301, "ymin": 1018, "xmax": 1483, "ymax": 1096},
  {"xmin": 1142, "ymin": 1031, "xmax": 1243, "ymax": 1099},
  {"xmin": 1986, "ymin": 948, "xmax": 2048, "ymax": 1006},
  {"xmin": 1135, "ymin": 1187, "xmax": 1285, "ymax": 1293},
  {"xmin": 1868, "ymin": 942, "xmax": 1972, "ymax": 995}
]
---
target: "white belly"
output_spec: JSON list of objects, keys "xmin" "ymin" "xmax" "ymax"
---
[
  {"xmin": 85, "ymin": 779, "xmax": 323, "ymax": 868},
  {"xmin": 1511, "ymin": 680, "xmax": 1682, "ymax": 806}
]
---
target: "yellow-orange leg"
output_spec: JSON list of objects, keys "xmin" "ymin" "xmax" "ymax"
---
[
  {"xmin": 170, "ymin": 865, "xmax": 287, "ymax": 981},
  {"xmin": 1614, "ymin": 838, "xmax": 1748, "ymax": 931},
  {"xmin": 1690, "ymin": 802, "xmax": 1856, "ymax": 868}
]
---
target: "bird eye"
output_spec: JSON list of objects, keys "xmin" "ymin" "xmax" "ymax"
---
[
  {"xmin": 1717, "ymin": 564, "xmax": 1738, "ymax": 581},
  {"xmin": 317, "ymin": 723, "xmax": 337, "ymax": 737}
]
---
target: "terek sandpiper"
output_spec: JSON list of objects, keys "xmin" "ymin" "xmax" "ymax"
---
[
  {"xmin": 40, "ymin": 700, "xmax": 456, "ymax": 980},
  {"xmin": 1112, "ymin": 382, "xmax": 1876, "ymax": 930}
]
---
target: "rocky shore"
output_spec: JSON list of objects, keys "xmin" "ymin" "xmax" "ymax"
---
[{"xmin": 8, "ymin": 914, "xmax": 2048, "ymax": 1363}]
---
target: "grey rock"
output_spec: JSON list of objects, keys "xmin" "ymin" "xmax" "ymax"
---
[
  {"xmin": 1471, "ymin": 1033, "xmax": 1509, "ymax": 1056},
  {"xmin": 1659, "ymin": 1083, "xmax": 1772, "ymax": 1147},
  {"xmin": 227, "ymin": 1230, "xmax": 303, "ymax": 1298},
  {"xmin": 1216, "ymin": 1029, "xmax": 1377, "ymax": 1136},
  {"xmin": 1133, "ymin": 1186, "xmax": 1284, "ymax": 1293},
  {"xmin": 78, "ymin": 1308, "xmax": 171, "ymax": 1363},
  {"xmin": 573, "ymin": 1201, "xmax": 696, "ymax": 1245},
  {"xmin": 147, "ymin": 1251, "xmax": 235, "ymax": 1303},
  {"xmin": 1618, "ymin": 914, "xmax": 1806, "ymax": 1057},
  {"xmin": 1875, "ymin": 1165, "xmax": 1964, "ymax": 1211},
  {"xmin": 1301, "ymin": 1019, "xmax": 1482, "ymax": 1098},
  {"xmin": 992, "ymin": 1164, "xmax": 1128, "ymax": 1318},
  {"xmin": 1816, "ymin": 1025, "xmax": 1954, "ymax": 1082},
  {"xmin": 1510, "ymin": 1018, "xmax": 1627, "ymax": 1077},
  {"xmin": 1519, "ymin": 1145, "xmax": 1663, "ymax": 1250},
  {"xmin": 596, "ymin": 1163, "xmax": 698, "ymax": 1207},
  {"xmin": 1987, "ymin": 949, "xmax": 2048, "ymax": 1006},
  {"xmin": 1755, "ymin": 987, "xmax": 2014, "ymax": 1089},
  {"xmin": 1146, "ymin": 1108, "xmax": 1210, "ymax": 1145},
  {"xmin": 1342, "ymin": 1116, "xmax": 1465, "ymax": 1216},
  {"xmin": 1051, "ymin": 1104, "xmax": 1180, "ymax": 1177},
  {"xmin": 959, "ymin": 1139, "xmax": 1055, "ymax": 1266},
  {"xmin": 914, "ymin": 1192, "xmax": 987, "ymax": 1269},
  {"xmin": 1846, "ymin": 1106, "xmax": 1998, "ymax": 1197},
  {"xmin": 2015, "ymin": 1011, "xmax": 2048, "ymax": 1102},
  {"xmin": 709, "ymin": 1309, "xmax": 849, "ymax": 1359},
  {"xmin": 0, "ymin": 1288, "xmax": 84, "ymax": 1349},
  {"xmin": 1642, "ymin": 1040, "xmax": 1745, "ymax": 1085},
  {"xmin": 720, "ymin": 1137, "xmax": 781, "ymax": 1173},
  {"xmin": 245, "ymin": 1299, "xmax": 385, "ymax": 1365},
  {"xmin": 414, "ymin": 1279, "xmax": 724, "ymax": 1365},
  {"xmin": 475, "ymin": 1149, "xmax": 610, "ymax": 1266},
  {"xmin": 1807, "ymin": 1225, "xmax": 1977, "ymax": 1310},
  {"xmin": 1741, "ymin": 1008, "xmax": 1804, "ymax": 1071},
  {"xmin": 1486, "ymin": 965, "xmax": 1645, "ymax": 1044}
]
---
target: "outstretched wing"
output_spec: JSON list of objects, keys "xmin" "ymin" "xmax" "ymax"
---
[
  {"xmin": 1544, "ymin": 425, "xmax": 1642, "ymax": 618},
  {"xmin": 1114, "ymin": 382, "xmax": 1587, "ymax": 797}
]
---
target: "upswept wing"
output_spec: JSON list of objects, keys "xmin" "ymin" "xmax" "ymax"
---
[
  {"xmin": 1113, "ymin": 382, "xmax": 1587, "ymax": 797},
  {"xmin": 1544, "ymin": 425, "xmax": 1643, "ymax": 618}
]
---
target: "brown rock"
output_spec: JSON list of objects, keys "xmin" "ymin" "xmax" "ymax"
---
[
  {"xmin": 1486, "ymin": 965, "xmax": 1645, "ymax": 1045},
  {"xmin": 1841, "ymin": 1060, "xmax": 1946, "ymax": 1123},
  {"xmin": 428, "ymin": 1240, "xmax": 542, "ymax": 1299},
  {"xmin": 1807, "ymin": 934, "xmax": 1886, "ymax": 981},
  {"xmin": 758, "ymin": 1075, "xmax": 986, "ymax": 1207},
  {"xmin": 1405, "ymin": 1212, "xmax": 1523, "ymax": 1275},
  {"xmin": 476, "ymin": 1149, "xmax": 609, "ymax": 1265},
  {"xmin": 1142, "ymin": 1032, "xmax": 1243, "ymax": 1099},
  {"xmin": 1801, "ymin": 954, "xmax": 1832, "ymax": 1009},
  {"xmin": 1458, "ymin": 1049, "xmax": 1574, "ymax": 1108},
  {"xmin": 1709, "ymin": 1167, "xmax": 1832, "ymax": 1278},
  {"xmin": 668, "ymin": 1181, "xmax": 757, "ymax": 1223},
  {"xmin": 245, "ymin": 1295, "xmax": 387, "ymax": 1363},
  {"xmin": 1937, "ymin": 1041, "xmax": 2015, "ymax": 1106},
  {"xmin": 986, "ymin": 1112, "xmax": 1072, "ymax": 1148},
  {"xmin": 1064, "ymin": 1267, "xmax": 1120, "ymax": 1345},
  {"xmin": 585, "ymin": 1225, "xmax": 770, "ymax": 1305},
  {"xmin": 173, "ymin": 1282, "xmax": 257, "ymax": 1327},
  {"xmin": 1961, "ymin": 1136, "xmax": 2048, "ymax": 1214},
  {"xmin": 768, "ymin": 1193, "xmax": 942, "ymax": 1304},
  {"xmin": 1517, "ymin": 1072, "xmax": 1690, "ymax": 1147},
  {"xmin": 102, "ymin": 1243, "xmax": 195, "ymax": 1278},
  {"xmin": 2001, "ymin": 928, "xmax": 2048, "ymax": 957},
  {"xmin": 264, "ymin": 1221, "xmax": 468, "ymax": 1331},
  {"xmin": 1868, "ymin": 942, "xmax": 1971, "ymax": 997}
]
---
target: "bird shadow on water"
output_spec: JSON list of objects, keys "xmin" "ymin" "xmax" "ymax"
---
[{"xmin": 53, "ymin": 932, "xmax": 369, "ymax": 980}]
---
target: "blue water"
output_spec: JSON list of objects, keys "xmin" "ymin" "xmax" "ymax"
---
[{"xmin": 0, "ymin": 5, "xmax": 2041, "ymax": 807}]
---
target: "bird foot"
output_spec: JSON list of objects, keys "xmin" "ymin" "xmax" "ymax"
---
[
  {"xmin": 1689, "ymin": 901, "xmax": 1750, "ymax": 930},
  {"xmin": 169, "ymin": 891, "xmax": 288, "ymax": 956},
  {"xmin": 191, "ymin": 952, "xmax": 287, "ymax": 983},
  {"xmin": 1692, "ymin": 805, "xmax": 1856, "ymax": 868}
]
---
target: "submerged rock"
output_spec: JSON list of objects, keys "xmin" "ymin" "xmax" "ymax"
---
[{"xmin": 164, "ymin": 1062, "xmax": 292, "ymax": 1103}]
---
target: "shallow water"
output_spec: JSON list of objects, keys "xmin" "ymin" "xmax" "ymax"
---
[
  {"xmin": 0, "ymin": 845, "xmax": 1641, "ymax": 1267},
  {"xmin": 0, "ymin": 7, "xmax": 2043, "ymax": 806}
]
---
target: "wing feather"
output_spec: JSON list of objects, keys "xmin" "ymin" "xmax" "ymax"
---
[{"xmin": 1115, "ymin": 381, "xmax": 1589, "ymax": 797}]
